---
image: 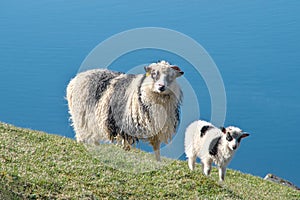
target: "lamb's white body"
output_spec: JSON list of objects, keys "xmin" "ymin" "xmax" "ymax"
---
[{"xmin": 184, "ymin": 120, "xmax": 249, "ymax": 181}]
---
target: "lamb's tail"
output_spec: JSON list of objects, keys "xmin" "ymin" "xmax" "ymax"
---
[{"xmin": 184, "ymin": 121, "xmax": 198, "ymax": 157}]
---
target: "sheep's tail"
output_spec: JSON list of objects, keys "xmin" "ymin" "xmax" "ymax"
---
[{"xmin": 66, "ymin": 77, "xmax": 76, "ymax": 122}]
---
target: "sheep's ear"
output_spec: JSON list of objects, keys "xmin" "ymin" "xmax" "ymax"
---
[
  {"xmin": 144, "ymin": 66, "xmax": 151, "ymax": 76},
  {"xmin": 171, "ymin": 66, "xmax": 184, "ymax": 77},
  {"xmin": 220, "ymin": 127, "xmax": 226, "ymax": 134},
  {"xmin": 240, "ymin": 133, "xmax": 250, "ymax": 139}
]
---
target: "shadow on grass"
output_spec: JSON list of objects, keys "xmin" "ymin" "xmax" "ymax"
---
[{"xmin": 86, "ymin": 143, "xmax": 174, "ymax": 173}]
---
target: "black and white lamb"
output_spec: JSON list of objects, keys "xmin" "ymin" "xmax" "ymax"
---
[{"xmin": 184, "ymin": 120, "xmax": 249, "ymax": 181}]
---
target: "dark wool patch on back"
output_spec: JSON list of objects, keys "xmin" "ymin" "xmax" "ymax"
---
[
  {"xmin": 209, "ymin": 136, "xmax": 221, "ymax": 156},
  {"xmin": 87, "ymin": 70, "xmax": 122, "ymax": 106},
  {"xmin": 200, "ymin": 125, "xmax": 213, "ymax": 137}
]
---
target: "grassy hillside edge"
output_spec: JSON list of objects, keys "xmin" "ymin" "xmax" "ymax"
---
[{"xmin": 0, "ymin": 122, "xmax": 299, "ymax": 199}]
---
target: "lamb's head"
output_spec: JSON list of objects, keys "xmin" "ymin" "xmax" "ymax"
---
[
  {"xmin": 221, "ymin": 126, "xmax": 249, "ymax": 151},
  {"xmin": 144, "ymin": 61, "xmax": 184, "ymax": 94}
]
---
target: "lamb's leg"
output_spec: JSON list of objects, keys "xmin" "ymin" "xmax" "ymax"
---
[
  {"xmin": 187, "ymin": 155, "xmax": 196, "ymax": 170},
  {"xmin": 150, "ymin": 137, "xmax": 161, "ymax": 161},
  {"xmin": 202, "ymin": 158, "xmax": 213, "ymax": 176},
  {"xmin": 218, "ymin": 166, "xmax": 227, "ymax": 182}
]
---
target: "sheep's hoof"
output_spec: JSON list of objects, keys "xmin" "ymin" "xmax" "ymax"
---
[
  {"xmin": 123, "ymin": 145, "xmax": 131, "ymax": 151},
  {"xmin": 218, "ymin": 178, "xmax": 225, "ymax": 184}
]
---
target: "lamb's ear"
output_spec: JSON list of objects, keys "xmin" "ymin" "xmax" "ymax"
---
[
  {"xmin": 144, "ymin": 66, "xmax": 151, "ymax": 76},
  {"xmin": 171, "ymin": 66, "xmax": 184, "ymax": 77},
  {"xmin": 220, "ymin": 127, "xmax": 226, "ymax": 134},
  {"xmin": 240, "ymin": 133, "xmax": 250, "ymax": 139}
]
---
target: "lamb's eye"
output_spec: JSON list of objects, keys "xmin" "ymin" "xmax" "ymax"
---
[{"xmin": 226, "ymin": 133, "xmax": 233, "ymax": 141}]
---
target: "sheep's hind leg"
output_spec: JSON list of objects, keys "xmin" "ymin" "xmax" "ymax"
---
[
  {"xmin": 202, "ymin": 158, "xmax": 213, "ymax": 176},
  {"xmin": 120, "ymin": 134, "xmax": 132, "ymax": 151},
  {"xmin": 122, "ymin": 139, "xmax": 131, "ymax": 151},
  {"xmin": 218, "ymin": 166, "xmax": 227, "ymax": 182},
  {"xmin": 187, "ymin": 155, "xmax": 196, "ymax": 170}
]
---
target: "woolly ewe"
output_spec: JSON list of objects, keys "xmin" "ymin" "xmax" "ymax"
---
[{"xmin": 67, "ymin": 61, "xmax": 184, "ymax": 161}]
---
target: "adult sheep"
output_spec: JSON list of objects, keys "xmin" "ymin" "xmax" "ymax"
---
[{"xmin": 66, "ymin": 61, "xmax": 184, "ymax": 161}]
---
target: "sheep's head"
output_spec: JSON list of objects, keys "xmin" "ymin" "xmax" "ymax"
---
[
  {"xmin": 144, "ymin": 61, "xmax": 184, "ymax": 94},
  {"xmin": 221, "ymin": 126, "xmax": 249, "ymax": 151}
]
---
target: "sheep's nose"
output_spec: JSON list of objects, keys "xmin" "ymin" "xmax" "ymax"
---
[
  {"xmin": 232, "ymin": 145, "xmax": 237, "ymax": 150},
  {"xmin": 158, "ymin": 85, "xmax": 165, "ymax": 92}
]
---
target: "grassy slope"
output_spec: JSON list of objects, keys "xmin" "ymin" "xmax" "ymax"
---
[{"xmin": 0, "ymin": 122, "xmax": 299, "ymax": 200}]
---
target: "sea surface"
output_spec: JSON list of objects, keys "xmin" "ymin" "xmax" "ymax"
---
[{"xmin": 1, "ymin": 1, "xmax": 300, "ymax": 186}]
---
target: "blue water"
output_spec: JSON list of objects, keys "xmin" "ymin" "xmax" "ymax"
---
[{"xmin": 1, "ymin": 1, "xmax": 300, "ymax": 187}]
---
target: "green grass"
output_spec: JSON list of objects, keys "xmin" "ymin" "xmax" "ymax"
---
[{"xmin": 0, "ymin": 122, "xmax": 299, "ymax": 199}]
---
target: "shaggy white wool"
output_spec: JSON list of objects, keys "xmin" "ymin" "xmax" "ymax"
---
[{"xmin": 66, "ymin": 61, "xmax": 183, "ymax": 161}]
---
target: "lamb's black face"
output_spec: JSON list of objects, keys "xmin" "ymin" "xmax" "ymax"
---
[{"xmin": 225, "ymin": 126, "xmax": 250, "ymax": 151}]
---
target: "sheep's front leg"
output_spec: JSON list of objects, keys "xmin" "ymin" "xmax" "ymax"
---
[
  {"xmin": 218, "ymin": 166, "xmax": 227, "ymax": 182},
  {"xmin": 202, "ymin": 158, "xmax": 212, "ymax": 176},
  {"xmin": 150, "ymin": 136, "xmax": 161, "ymax": 161},
  {"xmin": 153, "ymin": 144, "xmax": 161, "ymax": 162}
]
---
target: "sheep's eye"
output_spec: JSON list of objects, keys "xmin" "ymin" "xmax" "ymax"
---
[
  {"xmin": 151, "ymin": 70, "xmax": 159, "ymax": 80},
  {"xmin": 226, "ymin": 133, "xmax": 233, "ymax": 141}
]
